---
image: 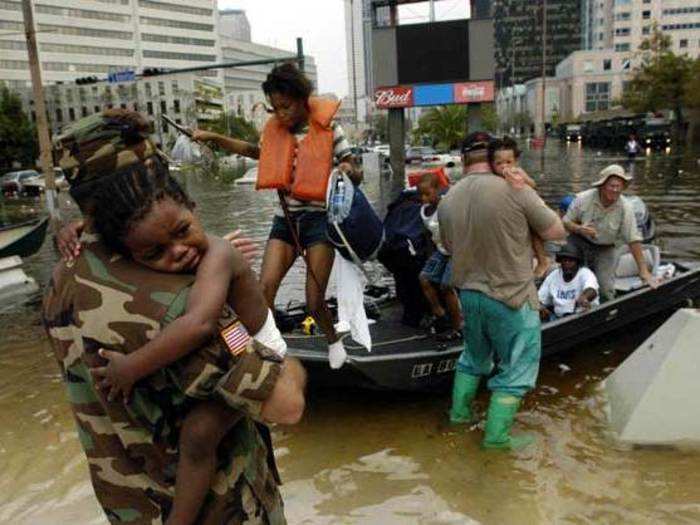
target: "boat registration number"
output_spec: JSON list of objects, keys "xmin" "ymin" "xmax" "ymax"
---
[{"xmin": 411, "ymin": 358, "xmax": 456, "ymax": 378}]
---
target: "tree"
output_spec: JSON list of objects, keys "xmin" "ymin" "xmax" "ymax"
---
[
  {"xmin": 622, "ymin": 24, "xmax": 693, "ymax": 142},
  {"xmin": 683, "ymin": 58, "xmax": 700, "ymax": 110},
  {"xmin": 480, "ymin": 103, "xmax": 499, "ymax": 133},
  {"xmin": 203, "ymin": 112, "xmax": 259, "ymax": 144},
  {"xmin": 370, "ymin": 113, "xmax": 388, "ymax": 143},
  {"xmin": 414, "ymin": 105, "xmax": 468, "ymax": 150},
  {"xmin": 0, "ymin": 85, "xmax": 37, "ymax": 170}
]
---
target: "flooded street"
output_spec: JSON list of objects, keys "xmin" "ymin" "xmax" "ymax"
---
[{"xmin": 2, "ymin": 142, "xmax": 700, "ymax": 524}]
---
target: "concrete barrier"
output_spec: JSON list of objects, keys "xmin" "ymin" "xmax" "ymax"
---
[{"xmin": 604, "ymin": 308, "xmax": 700, "ymax": 445}]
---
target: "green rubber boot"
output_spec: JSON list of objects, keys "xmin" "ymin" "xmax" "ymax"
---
[
  {"xmin": 482, "ymin": 392, "xmax": 535, "ymax": 450},
  {"xmin": 448, "ymin": 372, "xmax": 481, "ymax": 424}
]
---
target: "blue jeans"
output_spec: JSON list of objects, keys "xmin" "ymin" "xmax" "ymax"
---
[{"xmin": 456, "ymin": 290, "xmax": 541, "ymax": 397}]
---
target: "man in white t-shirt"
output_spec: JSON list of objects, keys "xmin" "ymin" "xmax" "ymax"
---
[{"xmin": 538, "ymin": 242, "xmax": 600, "ymax": 320}]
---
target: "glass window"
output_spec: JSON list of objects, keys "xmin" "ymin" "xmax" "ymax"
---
[
  {"xmin": 82, "ymin": 106, "xmax": 88, "ymax": 117},
  {"xmin": 642, "ymin": 10, "xmax": 650, "ymax": 19},
  {"xmin": 680, "ymin": 39, "xmax": 688, "ymax": 48},
  {"xmin": 140, "ymin": 16, "xmax": 213, "ymax": 32},
  {"xmin": 603, "ymin": 59, "xmax": 612, "ymax": 70},
  {"xmin": 585, "ymin": 82, "xmax": 610, "ymax": 112},
  {"xmin": 145, "ymin": 83, "xmax": 152, "ymax": 97},
  {"xmin": 55, "ymin": 108, "xmax": 63, "ymax": 122},
  {"xmin": 158, "ymin": 82, "xmax": 165, "ymax": 96},
  {"xmin": 94, "ymin": 105, "xmax": 100, "ymax": 113},
  {"xmin": 615, "ymin": 43, "xmax": 631, "ymax": 52},
  {"xmin": 174, "ymin": 99, "xmax": 180, "ymax": 113},
  {"xmin": 68, "ymin": 108, "xmax": 75, "ymax": 121},
  {"xmin": 584, "ymin": 61, "xmax": 594, "ymax": 73},
  {"xmin": 147, "ymin": 101, "xmax": 153, "ymax": 115},
  {"xmin": 160, "ymin": 100, "xmax": 167, "ymax": 114},
  {"xmin": 642, "ymin": 26, "xmax": 650, "ymax": 35},
  {"xmin": 615, "ymin": 28, "xmax": 630, "ymax": 36}
]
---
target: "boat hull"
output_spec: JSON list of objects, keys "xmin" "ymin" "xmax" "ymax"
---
[
  {"xmin": 0, "ymin": 218, "xmax": 49, "ymax": 259},
  {"xmin": 286, "ymin": 265, "xmax": 700, "ymax": 392}
]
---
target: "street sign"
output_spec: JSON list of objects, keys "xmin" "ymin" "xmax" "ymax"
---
[{"xmin": 107, "ymin": 69, "xmax": 135, "ymax": 84}]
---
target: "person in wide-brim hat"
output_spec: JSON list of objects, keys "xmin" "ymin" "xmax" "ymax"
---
[
  {"xmin": 591, "ymin": 163, "xmax": 633, "ymax": 187},
  {"xmin": 562, "ymin": 163, "xmax": 657, "ymax": 301}
]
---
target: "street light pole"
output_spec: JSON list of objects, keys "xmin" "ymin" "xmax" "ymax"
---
[
  {"xmin": 540, "ymin": 0, "xmax": 547, "ymax": 142},
  {"xmin": 349, "ymin": 0, "xmax": 359, "ymax": 132}
]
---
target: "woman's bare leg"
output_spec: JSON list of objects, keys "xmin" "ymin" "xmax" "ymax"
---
[
  {"xmin": 305, "ymin": 243, "xmax": 339, "ymax": 344},
  {"xmin": 259, "ymin": 239, "xmax": 298, "ymax": 308}
]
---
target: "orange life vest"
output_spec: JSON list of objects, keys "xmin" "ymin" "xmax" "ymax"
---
[{"xmin": 256, "ymin": 96, "xmax": 341, "ymax": 202}]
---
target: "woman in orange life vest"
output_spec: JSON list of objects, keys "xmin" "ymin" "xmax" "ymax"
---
[{"xmin": 193, "ymin": 63, "xmax": 361, "ymax": 369}]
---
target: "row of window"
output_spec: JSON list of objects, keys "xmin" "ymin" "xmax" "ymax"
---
[
  {"xmin": 43, "ymin": 99, "xmax": 184, "ymax": 125},
  {"xmin": 38, "ymin": 23, "xmax": 132, "ymax": 40},
  {"xmin": 35, "ymin": 4, "xmax": 131, "ymax": 23},
  {"xmin": 0, "ymin": 1, "xmax": 130, "ymax": 22},
  {"xmin": 139, "ymin": 16, "xmax": 213, "ymax": 32},
  {"xmin": 585, "ymin": 82, "xmax": 609, "ymax": 113},
  {"xmin": 138, "ymin": 0, "xmax": 212, "ymax": 17},
  {"xmin": 142, "ymin": 50, "xmax": 216, "ymax": 62},
  {"xmin": 141, "ymin": 33, "xmax": 215, "ymax": 47},
  {"xmin": 663, "ymin": 7, "xmax": 700, "ymax": 16},
  {"xmin": 662, "ymin": 23, "xmax": 700, "ymax": 31},
  {"xmin": 43, "ymin": 63, "xmax": 116, "ymax": 73}
]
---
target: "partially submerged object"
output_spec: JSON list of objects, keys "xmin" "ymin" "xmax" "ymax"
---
[
  {"xmin": 604, "ymin": 308, "xmax": 700, "ymax": 445},
  {"xmin": 284, "ymin": 260, "xmax": 700, "ymax": 391},
  {"xmin": 0, "ymin": 256, "xmax": 38, "ymax": 302},
  {"xmin": 0, "ymin": 217, "xmax": 49, "ymax": 259}
]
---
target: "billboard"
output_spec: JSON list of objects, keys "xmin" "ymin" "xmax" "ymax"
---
[
  {"xmin": 396, "ymin": 20, "xmax": 470, "ymax": 85},
  {"xmin": 374, "ymin": 80, "xmax": 495, "ymax": 109}
]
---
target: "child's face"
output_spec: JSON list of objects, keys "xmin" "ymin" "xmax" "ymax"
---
[
  {"xmin": 124, "ymin": 197, "xmax": 208, "ymax": 273},
  {"xmin": 493, "ymin": 149, "xmax": 517, "ymax": 176},
  {"xmin": 419, "ymin": 182, "xmax": 439, "ymax": 205},
  {"xmin": 269, "ymin": 92, "xmax": 308, "ymax": 130}
]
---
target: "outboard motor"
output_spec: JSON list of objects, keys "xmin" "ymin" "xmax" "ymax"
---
[{"xmin": 625, "ymin": 195, "xmax": 656, "ymax": 243}]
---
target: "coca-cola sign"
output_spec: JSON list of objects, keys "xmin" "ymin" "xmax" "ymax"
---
[
  {"xmin": 374, "ymin": 86, "xmax": 414, "ymax": 109},
  {"xmin": 454, "ymin": 81, "xmax": 494, "ymax": 104}
]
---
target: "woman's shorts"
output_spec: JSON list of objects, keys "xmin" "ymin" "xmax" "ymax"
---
[
  {"xmin": 420, "ymin": 250, "xmax": 453, "ymax": 287},
  {"xmin": 269, "ymin": 211, "xmax": 329, "ymax": 249}
]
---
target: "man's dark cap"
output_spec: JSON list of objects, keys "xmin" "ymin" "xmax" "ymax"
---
[
  {"xmin": 461, "ymin": 131, "xmax": 493, "ymax": 154},
  {"xmin": 556, "ymin": 242, "xmax": 582, "ymax": 262}
]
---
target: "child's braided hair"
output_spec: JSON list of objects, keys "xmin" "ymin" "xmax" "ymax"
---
[{"xmin": 92, "ymin": 156, "xmax": 195, "ymax": 257}]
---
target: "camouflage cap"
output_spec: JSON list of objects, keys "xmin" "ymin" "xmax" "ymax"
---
[{"xmin": 53, "ymin": 109, "xmax": 162, "ymax": 188}]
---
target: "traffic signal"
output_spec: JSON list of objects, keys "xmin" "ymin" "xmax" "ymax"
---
[
  {"xmin": 142, "ymin": 67, "xmax": 167, "ymax": 77},
  {"xmin": 75, "ymin": 76, "xmax": 100, "ymax": 85}
]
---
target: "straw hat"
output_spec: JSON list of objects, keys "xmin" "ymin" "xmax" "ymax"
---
[{"xmin": 591, "ymin": 164, "xmax": 633, "ymax": 187}]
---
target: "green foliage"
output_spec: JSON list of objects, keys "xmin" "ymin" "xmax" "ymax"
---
[
  {"xmin": 622, "ymin": 24, "xmax": 692, "ymax": 137},
  {"xmin": 684, "ymin": 58, "xmax": 700, "ymax": 109},
  {"xmin": 370, "ymin": 113, "xmax": 388, "ymax": 143},
  {"xmin": 0, "ymin": 85, "xmax": 37, "ymax": 170},
  {"xmin": 414, "ymin": 105, "xmax": 468, "ymax": 150},
  {"xmin": 480, "ymin": 103, "xmax": 499, "ymax": 132},
  {"xmin": 203, "ymin": 112, "xmax": 259, "ymax": 144}
]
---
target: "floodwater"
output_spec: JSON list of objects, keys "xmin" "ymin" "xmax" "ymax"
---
[{"xmin": 2, "ymin": 142, "xmax": 700, "ymax": 524}]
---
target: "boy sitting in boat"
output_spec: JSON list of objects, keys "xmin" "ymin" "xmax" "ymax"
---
[
  {"xmin": 417, "ymin": 172, "xmax": 462, "ymax": 341},
  {"xmin": 538, "ymin": 242, "xmax": 600, "ymax": 321}
]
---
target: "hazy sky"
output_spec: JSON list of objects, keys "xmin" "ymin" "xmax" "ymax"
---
[
  {"xmin": 218, "ymin": 0, "xmax": 348, "ymax": 96},
  {"xmin": 218, "ymin": 1, "xmax": 470, "ymax": 97}
]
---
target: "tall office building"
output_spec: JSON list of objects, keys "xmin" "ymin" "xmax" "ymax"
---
[
  {"xmin": 344, "ymin": 0, "xmax": 374, "ymax": 124},
  {"xmin": 583, "ymin": 0, "xmax": 700, "ymax": 57},
  {"xmin": 494, "ymin": 0, "xmax": 582, "ymax": 86},
  {"xmin": 0, "ymin": 0, "xmax": 222, "ymax": 91},
  {"xmin": 219, "ymin": 8, "xmax": 251, "ymax": 42},
  {"xmin": 471, "ymin": 0, "xmax": 493, "ymax": 19}
]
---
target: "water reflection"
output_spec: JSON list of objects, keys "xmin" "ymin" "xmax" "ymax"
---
[{"xmin": 1, "ymin": 143, "xmax": 700, "ymax": 524}]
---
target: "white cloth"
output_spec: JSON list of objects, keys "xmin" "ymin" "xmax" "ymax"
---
[
  {"xmin": 626, "ymin": 140, "xmax": 640, "ymax": 154},
  {"xmin": 335, "ymin": 254, "xmax": 372, "ymax": 351},
  {"xmin": 421, "ymin": 204, "xmax": 449, "ymax": 255},
  {"xmin": 538, "ymin": 267, "xmax": 600, "ymax": 317},
  {"xmin": 251, "ymin": 309, "xmax": 287, "ymax": 360}
]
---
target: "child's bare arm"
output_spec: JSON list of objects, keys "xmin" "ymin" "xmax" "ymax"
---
[
  {"xmin": 504, "ymin": 167, "xmax": 537, "ymax": 189},
  {"xmin": 92, "ymin": 236, "xmax": 238, "ymax": 400}
]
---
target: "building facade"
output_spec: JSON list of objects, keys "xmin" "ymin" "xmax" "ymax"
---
[
  {"xmin": 218, "ymin": 8, "xmax": 251, "ymax": 42},
  {"xmin": 582, "ymin": 0, "xmax": 700, "ymax": 57},
  {"xmin": 0, "ymin": 0, "xmax": 222, "ymax": 91},
  {"xmin": 494, "ymin": 0, "xmax": 582, "ymax": 86},
  {"xmin": 556, "ymin": 49, "xmax": 634, "ymax": 121},
  {"xmin": 344, "ymin": 0, "xmax": 374, "ymax": 125}
]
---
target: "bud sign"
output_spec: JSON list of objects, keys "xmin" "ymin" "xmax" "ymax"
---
[{"xmin": 374, "ymin": 86, "xmax": 414, "ymax": 109}]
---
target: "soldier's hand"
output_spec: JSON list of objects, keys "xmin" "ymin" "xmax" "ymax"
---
[
  {"xmin": 91, "ymin": 349, "xmax": 138, "ymax": 403},
  {"xmin": 56, "ymin": 219, "xmax": 85, "ymax": 262},
  {"xmin": 223, "ymin": 229, "xmax": 258, "ymax": 262}
]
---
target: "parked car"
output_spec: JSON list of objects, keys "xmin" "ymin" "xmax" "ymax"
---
[
  {"xmin": 14, "ymin": 168, "xmax": 70, "ymax": 197},
  {"xmin": 405, "ymin": 146, "xmax": 438, "ymax": 165},
  {"xmin": 1, "ymin": 170, "xmax": 40, "ymax": 196},
  {"xmin": 373, "ymin": 144, "xmax": 390, "ymax": 157}
]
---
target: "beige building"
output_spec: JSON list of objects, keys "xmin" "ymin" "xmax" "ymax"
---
[
  {"xmin": 582, "ymin": 0, "xmax": 700, "ymax": 56},
  {"xmin": 524, "ymin": 77, "xmax": 560, "ymax": 133},
  {"xmin": 556, "ymin": 49, "xmax": 634, "ymax": 121}
]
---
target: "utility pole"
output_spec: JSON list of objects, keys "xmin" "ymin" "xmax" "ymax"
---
[
  {"xmin": 428, "ymin": 0, "xmax": 436, "ymax": 22},
  {"xmin": 511, "ymin": 39, "xmax": 517, "ymax": 134},
  {"xmin": 21, "ymin": 0, "xmax": 59, "ymax": 226},
  {"xmin": 540, "ymin": 0, "xmax": 548, "ymax": 143},
  {"xmin": 349, "ymin": 0, "xmax": 359, "ymax": 133}
]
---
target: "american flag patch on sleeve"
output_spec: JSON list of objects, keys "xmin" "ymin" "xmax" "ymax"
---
[{"xmin": 220, "ymin": 321, "xmax": 250, "ymax": 356}]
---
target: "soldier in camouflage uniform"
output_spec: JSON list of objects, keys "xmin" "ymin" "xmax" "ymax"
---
[{"xmin": 43, "ymin": 109, "xmax": 304, "ymax": 524}]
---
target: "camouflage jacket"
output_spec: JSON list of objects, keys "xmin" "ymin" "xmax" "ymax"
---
[{"xmin": 42, "ymin": 235, "xmax": 286, "ymax": 524}]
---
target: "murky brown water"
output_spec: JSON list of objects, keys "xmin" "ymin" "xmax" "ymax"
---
[{"xmin": 2, "ymin": 142, "xmax": 700, "ymax": 524}]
